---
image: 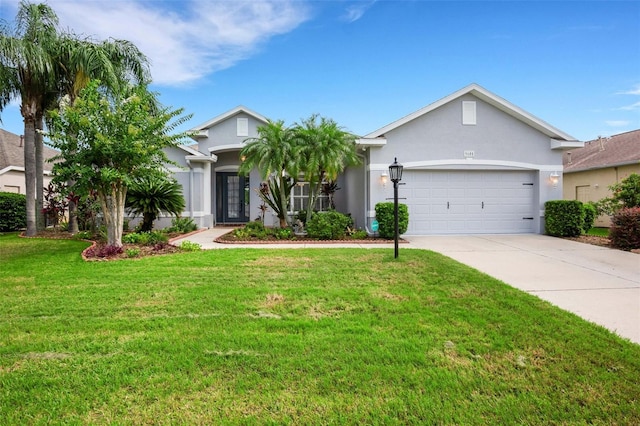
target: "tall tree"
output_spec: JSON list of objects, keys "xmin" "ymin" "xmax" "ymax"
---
[
  {"xmin": 52, "ymin": 34, "xmax": 149, "ymax": 233},
  {"xmin": 239, "ymin": 120, "xmax": 298, "ymax": 228},
  {"xmin": 47, "ymin": 80, "xmax": 191, "ymax": 247},
  {"xmin": 0, "ymin": 1, "xmax": 59, "ymax": 236},
  {"xmin": 293, "ymin": 115, "xmax": 359, "ymax": 224}
]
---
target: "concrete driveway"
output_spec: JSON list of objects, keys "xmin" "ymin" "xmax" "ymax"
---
[
  {"xmin": 405, "ymin": 234, "xmax": 640, "ymax": 345},
  {"xmin": 172, "ymin": 229, "xmax": 639, "ymax": 345}
]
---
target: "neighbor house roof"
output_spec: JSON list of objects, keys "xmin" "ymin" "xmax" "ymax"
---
[
  {"xmin": 363, "ymin": 83, "xmax": 579, "ymax": 144},
  {"xmin": 0, "ymin": 128, "xmax": 59, "ymax": 174},
  {"xmin": 563, "ymin": 129, "xmax": 640, "ymax": 173}
]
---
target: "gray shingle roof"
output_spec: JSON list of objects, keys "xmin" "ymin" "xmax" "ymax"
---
[
  {"xmin": 563, "ymin": 129, "xmax": 640, "ymax": 172},
  {"xmin": 0, "ymin": 128, "xmax": 59, "ymax": 171}
]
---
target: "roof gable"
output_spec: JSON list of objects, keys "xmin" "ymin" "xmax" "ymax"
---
[
  {"xmin": 364, "ymin": 84, "xmax": 578, "ymax": 142},
  {"xmin": 563, "ymin": 129, "xmax": 640, "ymax": 172},
  {"xmin": 190, "ymin": 106, "xmax": 269, "ymax": 133}
]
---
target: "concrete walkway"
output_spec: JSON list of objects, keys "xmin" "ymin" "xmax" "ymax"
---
[{"xmin": 172, "ymin": 229, "xmax": 640, "ymax": 344}]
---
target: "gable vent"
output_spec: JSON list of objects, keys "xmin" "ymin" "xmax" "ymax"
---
[{"xmin": 462, "ymin": 101, "xmax": 476, "ymax": 125}]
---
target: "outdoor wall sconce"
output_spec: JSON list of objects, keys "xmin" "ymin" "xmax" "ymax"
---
[
  {"xmin": 380, "ymin": 172, "xmax": 388, "ymax": 187},
  {"xmin": 389, "ymin": 158, "xmax": 404, "ymax": 259},
  {"xmin": 550, "ymin": 171, "xmax": 559, "ymax": 187}
]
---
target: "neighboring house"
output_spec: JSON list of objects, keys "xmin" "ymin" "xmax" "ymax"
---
[
  {"xmin": 167, "ymin": 84, "xmax": 581, "ymax": 234},
  {"xmin": 562, "ymin": 129, "xmax": 640, "ymax": 226},
  {"xmin": 0, "ymin": 128, "xmax": 58, "ymax": 194}
]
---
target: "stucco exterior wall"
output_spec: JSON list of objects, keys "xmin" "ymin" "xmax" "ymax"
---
[
  {"xmin": 364, "ymin": 94, "xmax": 563, "ymax": 233},
  {"xmin": 0, "ymin": 169, "xmax": 54, "ymax": 194},
  {"xmin": 369, "ymin": 94, "xmax": 560, "ymax": 167}
]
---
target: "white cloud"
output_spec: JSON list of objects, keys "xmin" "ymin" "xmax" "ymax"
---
[
  {"xmin": 3, "ymin": 0, "xmax": 310, "ymax": 86},
  {"xmin": 617, "ymin": 101, "xmax": 640, "ymax": 111},
  {"xmin": 342, "ymin": 1, "xmax": 377, "ymax": 23},
  {"xmin": 616, "ymin": 84, "xmax": 640, "ymax": 96},
  {"xmin": 605, "ymin": 120, "xmax": 631, "ymax": 127}
]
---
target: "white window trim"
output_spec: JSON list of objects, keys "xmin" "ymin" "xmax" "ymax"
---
[{"xmin": 289, "ymin": 181, "xmax": 330, "ymax": 214}]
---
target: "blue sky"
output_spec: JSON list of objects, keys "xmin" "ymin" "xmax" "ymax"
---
[{"xmin": 1, "ymin": 0, "xmax": 639, "ymax": 142}]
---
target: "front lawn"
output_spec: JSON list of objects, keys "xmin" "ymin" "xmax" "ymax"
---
[{"xmin": 1, "ymin": 233, "xmax": 638, "ymax": 424}]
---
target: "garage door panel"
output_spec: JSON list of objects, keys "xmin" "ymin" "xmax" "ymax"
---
[{"xmin": 403, "ymin": 170, "xmax": 535, "ymax": 235}]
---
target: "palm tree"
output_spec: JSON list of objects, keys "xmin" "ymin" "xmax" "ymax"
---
[
  {"xmin": 126, "ymin": 174, "xmax": 185, "ymax": 232},
  {"xmin": 1, "ymin": 2, "xmax": 151, "ymax": 236},
  {"xmin": 0, "ymin": 1, "xmax": 59, "ymax": 236},
  {"xmin": 293, "ymin": 115, "xmax": 359, "ymax": 224},
  {"xmin": 239, "ymin": 120, "xmax": 298, "ymax": 228}
]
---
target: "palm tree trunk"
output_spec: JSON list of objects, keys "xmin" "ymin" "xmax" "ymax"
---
[
  {"xmin": 23, "ymin": 118, "xmax": 37, "ymax": 236},
  {"xmin": 277, "ymin": 175, "xmax": 291, "ymax": 228},
  {"xmin": 35, "ymin": 115, "xmax": 45, "ymax": 230}
]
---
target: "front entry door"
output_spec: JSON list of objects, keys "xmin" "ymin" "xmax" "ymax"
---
[{"xmin": 216, "ymin": 173, "xmax": 250, "ymax": 223}]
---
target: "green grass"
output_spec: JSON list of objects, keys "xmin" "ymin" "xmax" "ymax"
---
[
  {"xmin": 1, "ymin": 233, "xmax": 639, "ymax": 424},
  {"xmin": 587, "ymin": 227, "xmax": 610, "ymax": 237}
]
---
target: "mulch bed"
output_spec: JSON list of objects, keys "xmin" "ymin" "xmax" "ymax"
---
[
  {"xmin": 20, "ymin": 229, "xmax": 182, "ymax": 261},
  {"xmin": 20, "ymin": 229, "xmax": 638, "ymax": 258},
  {"xmin": 214, "ymin": 230, "xmax": 404, "ymax": 245}
]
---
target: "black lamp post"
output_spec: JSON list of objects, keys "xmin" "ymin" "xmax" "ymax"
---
[{"xmin": 389, "ymin": 157, "xmax": 404, "ymax": 258}]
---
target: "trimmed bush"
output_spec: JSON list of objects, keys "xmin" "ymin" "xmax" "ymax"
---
[
  {"xmin": 609, "ymin": 207, "xmax": 640, "ymax": 251},
  {"xmin": 122, "ymin": 230, "xmax": 168, "ymax": 246},
  {"xmin": 544, "ymin": 200, "xmax": 584, "ymax": 237},
  {"xmin": 0, "ymin": 192, "xmax": 27, "ymax": 232},
  {"xmin": 375, "ymin": 202, "xmax": 409, "ymax": 239},
  {"xmin": 306, "ymin": 210, "xmax": 352, "ymax": 240},
  {"xmin": 582, "ymin": 202, "xmax": 597, "ymax": 233},
  {"xmin": 165, "ymin": 217, "xmax": 197, "ymax": 234}
]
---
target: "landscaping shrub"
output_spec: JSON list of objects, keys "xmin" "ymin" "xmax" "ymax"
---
[
  {"xmin": 609, "ymin": 207, "xmax": 640, "ymax": 250},
  {"xmin": 306, "ymin": 210, "xmax": 352, "ymax": 239},
  {"xmin": 545, "ymin": 200, "xmax": 584, "ymax": 237},
  {"xmin": 595, "ymin": 173, "xmax": 640, "ymax": 215},
  {"xmin": 273, "ymin": 227, "xmax": 293, "ymax": 240},
  {"xmin": 165, "ymin": 217, "xmax": 198, "ymax": 234},
  {"xmin": 611, "ymin": 173, "xmax": 640, "ymax": 209},
  {"xmin": 122, "ymin": 230, "xmax": 168, "ymax": 246},
  {"xmin": 349, "ymin": 229, "xmax": 368, "ymax": 239},
  {"xmin": 126, "ymin": 248, "xmax": 141, "ymax": 258},
  {"xmin": 375, "ymin": 202, "xmax": 409, "ymax": 239},
  {"xmin": 178, "ymin": 240, "xmax": 201, "ymax": 251},
  {"xmin": 582, "ymin": 202, "xmax": 598, "ymax": 233},
  {"xmin": 0, "ymin": 192, "xmax": 26, "ymax": 232}
]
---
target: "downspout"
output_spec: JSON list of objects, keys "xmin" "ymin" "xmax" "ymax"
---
[{"xmin": 186, "ymin": 159, "xmax": 194, "ymax": 219}]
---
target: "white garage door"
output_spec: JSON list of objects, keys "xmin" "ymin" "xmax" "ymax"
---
[{"xmin": 401, "ymin": 170, "xmax": 535, "ymax": 234}]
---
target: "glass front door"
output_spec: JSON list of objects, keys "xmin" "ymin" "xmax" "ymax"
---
[{"xmin": 216, "ymin": 173, "xmax": 250, "ymax": 223}]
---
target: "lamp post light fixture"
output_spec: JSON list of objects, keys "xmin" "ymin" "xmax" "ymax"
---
[{"xmin": 389, "ymin": 157, "xmax": 404, "ymax": 259}]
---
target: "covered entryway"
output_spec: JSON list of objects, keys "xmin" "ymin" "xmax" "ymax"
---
[
  {"xmin": 401, "ymin": 170, "xmax": 536, "ymax": 234},
  {"xmin": 216, "ymin": 173, "xmax": 250, "ymax": 224}
]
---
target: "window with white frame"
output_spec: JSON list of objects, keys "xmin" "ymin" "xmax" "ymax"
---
[{"xmin": 290, "ymin": 182, "xmax": 329, "ymax": 213}]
